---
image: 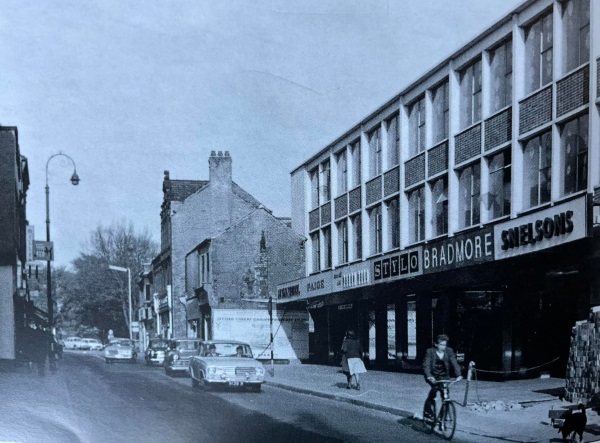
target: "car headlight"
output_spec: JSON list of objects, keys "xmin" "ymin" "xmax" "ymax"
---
[
  {"xmin": 256, "ymin": 367, "xmax": 265, "ymax": 376},
  {"xmin": 207, "ymin": 367, "xmax": 216, "ymax": 375},
  {"xmin": 173, "ymin": 354, "xmax": 179, "ymax": 361}
]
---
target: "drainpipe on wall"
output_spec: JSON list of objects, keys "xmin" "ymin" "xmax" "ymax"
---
[{"xmin": 167, "ymin": 285, "xmax": 173, "ymax": 338}]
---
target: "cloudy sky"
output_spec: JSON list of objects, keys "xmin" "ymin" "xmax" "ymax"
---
[{"xmin": 0, "ymin": 0, "xmax": 523, "ymax": 267}]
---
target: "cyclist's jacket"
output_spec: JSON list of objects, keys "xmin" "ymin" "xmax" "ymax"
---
[{"xmin": 423, "ymin": 347, "xmax": 461, "ymax": 380}]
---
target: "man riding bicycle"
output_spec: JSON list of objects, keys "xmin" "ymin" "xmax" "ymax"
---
[{"xmin": 423, "ymin": 334, "xmax": 462, "ymax": 418}]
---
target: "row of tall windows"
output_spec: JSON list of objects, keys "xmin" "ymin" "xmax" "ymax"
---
[{"xmin": 309, "ymin": 1, "xmax": 591, "ymax": 269}]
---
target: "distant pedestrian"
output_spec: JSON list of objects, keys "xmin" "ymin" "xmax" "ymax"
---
[
  {"xmin": 32, "ymin": 326, "xmax": 47, "ymax": 376},
  {"xmin": 341, "ymin": 330, "xmax": 366, "ymax": 390}
]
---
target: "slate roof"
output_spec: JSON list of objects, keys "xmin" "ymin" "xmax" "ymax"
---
[{"xmin": 163, "ymin": 179, "xmax": 208, "ymax": 202}]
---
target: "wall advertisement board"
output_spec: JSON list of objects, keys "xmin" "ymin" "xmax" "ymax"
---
[{"xmin": 212, "ymin": 309, "xmax": 309, "ymax": 360}]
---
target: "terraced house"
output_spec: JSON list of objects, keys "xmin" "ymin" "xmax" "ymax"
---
[{"xmin": 278, "ymin": 0, "xmax": 600, "ymax": 376}]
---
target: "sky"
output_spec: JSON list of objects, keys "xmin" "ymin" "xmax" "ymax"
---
[{"xmin": 0, "ymin": 0, "xmax": 524, "ymax": 267}]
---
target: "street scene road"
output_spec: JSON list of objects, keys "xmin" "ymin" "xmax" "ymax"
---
[{"xmin": 0, "ymin": 352, "xmax": 505, "ymax": 443}]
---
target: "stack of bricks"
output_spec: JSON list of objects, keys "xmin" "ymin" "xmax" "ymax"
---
[{"xmin": 565, "ymin": 307, "xmax": 600, "ymax": 403}]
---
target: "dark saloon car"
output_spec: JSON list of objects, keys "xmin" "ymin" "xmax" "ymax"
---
[
  {"xmin": 145, "ymin": 338, "xmax": 168, "ymax": 365},
  {"xmin": 164, "ymin": 338, "xmax": 202, "ymax": 376}
]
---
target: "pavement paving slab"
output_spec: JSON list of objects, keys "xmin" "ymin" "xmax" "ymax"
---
[{"xmin": 266, "ymin": 364, "xmax": 600, "ymax": 442}]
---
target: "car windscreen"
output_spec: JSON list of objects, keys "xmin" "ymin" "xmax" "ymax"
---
[
  {"xmin": 150, "ymin": 340, "xmax": 168, "ymax": 349},
  {"xmin": 202, "ymin": 343, "xmax": 253, "ymax": 357},
  {"xmin": 176, "ymin": 341, "xmax": 199, "ymax": 351}
]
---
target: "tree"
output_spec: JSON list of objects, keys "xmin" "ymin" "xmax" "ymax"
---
[{"xmin": 58, "ymin": 220, "xmax": 158, "ymax": 339}]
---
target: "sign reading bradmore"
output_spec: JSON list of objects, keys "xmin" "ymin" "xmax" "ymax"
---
[
  {"xmin": 422, "ymin": 227, "xmax": 494, "ymax": 274},
  {"xmin": 494, "ymin": 195, "xmax": 587, "ymax": 260}
]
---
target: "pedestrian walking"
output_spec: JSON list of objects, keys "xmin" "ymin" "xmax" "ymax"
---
[
  {"xmin": 32, "ymin": 326, "xmax": 47, "ymax": 376},
  {"xmin": 341, "ymin": 330, "xmax": 366, "ymax": 390}
]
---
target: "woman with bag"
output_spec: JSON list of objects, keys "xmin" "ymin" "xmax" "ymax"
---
[{"xmin": 341, "ymin": 330, "xmax": 366, "ymax": 390}]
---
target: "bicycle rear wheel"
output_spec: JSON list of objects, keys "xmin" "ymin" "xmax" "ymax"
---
[
  {"xmin": 422, "ymin": 400, "xmax": 436, "ymax": 434},
  {"xmin": 440, "ymin": 401, "xmax": 456, "ymax": 440}
]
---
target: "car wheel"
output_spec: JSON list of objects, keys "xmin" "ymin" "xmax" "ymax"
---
[
  {"xmin": 192, "ymin": 376, "xmax": 199, "ymax": 388},
  {"xmin": 251, "ymin": 384, "xmax": 262, "ymax": 393}
]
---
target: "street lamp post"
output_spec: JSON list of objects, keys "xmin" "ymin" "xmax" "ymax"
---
[
  {"xmin": 109, "ymin": 265, "xmax": 132, "ymax": 340},
  {"xmin": 45, "ymin": 152, "xmax": 80, "ymax": 332}
]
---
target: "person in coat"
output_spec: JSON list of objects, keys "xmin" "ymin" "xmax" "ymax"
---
[
  {"xmin": 341, "ymin": 330, "xmax": 366, "ymax": 390},
  {"xmin": 423, "ymin": 334, "xmax": 462, "ymax": 419}
]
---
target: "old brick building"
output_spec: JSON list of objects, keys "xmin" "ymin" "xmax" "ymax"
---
[
  {"xmin": 150, "ymin": 151, "xmax": 307, "ymax": 359},
  {"xmin": 0, "ymin": 127, "xmax": 30, "ymax": 360}
]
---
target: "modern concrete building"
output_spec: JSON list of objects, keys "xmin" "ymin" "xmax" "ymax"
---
[
  {"xmin": 151, "ymin": 151, "xmax": 307, "ymax": 359},
  {"xmin": 279, "ymin": 0, "xmax": 600, "ymax": 375},
  {"xmin": 0, "ymin": 127, "xmax": 30, "ymax": 360}
]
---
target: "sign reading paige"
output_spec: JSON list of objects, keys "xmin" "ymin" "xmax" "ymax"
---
[
  {"xmin": 423, "ymin": 227, "xmax": 494, "ymax": 274},
  {"xmin": 494, "ymin": 196, "xmax": 587, "ymax": 260}
]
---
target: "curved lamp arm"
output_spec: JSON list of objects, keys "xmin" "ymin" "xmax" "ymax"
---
[{"xmin": 46, "ymin": 151, "xmax": 80, "ymax": 186}]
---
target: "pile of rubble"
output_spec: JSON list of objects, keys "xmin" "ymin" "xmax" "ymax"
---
[{"xmin": 466, "ymin": 400, "xmax": 523, "ymax": 413}]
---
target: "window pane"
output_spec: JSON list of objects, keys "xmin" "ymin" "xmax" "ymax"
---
[
  {"xmin": 337, "ymin": 220, "xmax": 348, "ymax": 264},
  {"xmin": 321, "ymin": 160, "xmax": 330, "ymax": 202},
  {"xmin": 562, "ymin": 114, "xmax": 589, "ymax": 195},
  {"xmin": 489, "ymin": 151, "xmax": 511, "ymax": 218},
  {"xmin": 431, "ymin": 177, "xmax": 448, "ymax": 236},
  {"xmin": 387, "ymin": 116, "xmax": 399, "ymax": 167},
  {"xmin": 460, "ymin": 68, "xmax": 474, "ymax": 129},
  {"xmin": 352, "ymin": 142, "xmax": 361, "ymax": 187},
  {"xmin": 311, "ymin": 233, "xmax": 320, "ymax": 272},
  {"xmin": 408, "ymin": 187, "xmax": 424, "ymax": 243},
  {"xmin": 387, "ymin": 198, "xmax": 400, "ymax": 249},
  {"xmin": 323, "ymin": 228, "xmax": 331, "ymax": 269},
  {"xmin": 350, "ymin": 214, "xmax": 362, "ymax": 260}
]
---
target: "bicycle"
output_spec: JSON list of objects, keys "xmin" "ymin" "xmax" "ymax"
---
[{"xmin": 422, "ymin": 379, "xmax": 460, "ymax": 440}]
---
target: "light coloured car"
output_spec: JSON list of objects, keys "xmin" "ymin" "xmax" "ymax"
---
[
  {"xmin": 104, "ymin": 338, "xmax": 137, "ymax": 363},
  {"xmin": 164, "ymin": 338, "xmax": 202, "ymax": 376},
  {"xmin": 81, "ymin": 338, "xmax": 103, "ymax": 351},
  {"xmin": 64, "ymin": 337, "xmax": 86, "ymax": 350},
  {"xmin": 189, "ymin": 340, "xmax": 265, "ymax": 392}
]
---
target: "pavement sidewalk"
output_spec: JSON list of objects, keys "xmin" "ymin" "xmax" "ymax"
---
[{"xmin": 266, "ymin": 363, "xmax": 600, "ymax": 442}]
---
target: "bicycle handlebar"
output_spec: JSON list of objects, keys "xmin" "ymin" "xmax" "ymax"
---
[{"xmin": 433, "ymin": 379, "xmax": 461, "ymax": 386}]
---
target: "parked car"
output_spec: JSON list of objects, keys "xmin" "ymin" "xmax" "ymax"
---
[
  {"xmin": 81, "ymin": 338, "xmax": 103, "ymax": 351},
  {"xmin": 64, "ymin": 337, "xmax": 86, "ymax": 350},
  {"xmin": 104, "ymin": 338, "xmax": 137, "ymax": 363},
  {"xmin": 164, "ymin": 338, "xmax": 202, "ymax": 376},
  {"xmin": 145, "ymin": 338, "xmax": 168, "ymax": 366},
  {"xmin": 188, "ymin": 340, "xmax": 265, "ymax": 392}
]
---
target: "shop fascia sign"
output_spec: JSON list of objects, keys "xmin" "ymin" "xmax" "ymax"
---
[
  {"xmin": 494, "ymin": 195, "xmax": 588, "ymax": 260},
  {"xmin": 422, "ymin": 227, "xmax": 494, "ymax": 274},
  {"xmin": 277, "ymin": 273, "xmax": 332, "ymax": 302},
  {"xmin": 373, "ymin": 247, "xmax": 421, "ymax": 282}
]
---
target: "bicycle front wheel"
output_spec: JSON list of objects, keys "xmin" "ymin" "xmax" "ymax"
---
[{"xmin": 440, "ymin": 401, "xmax": 456, "ymax": 440}]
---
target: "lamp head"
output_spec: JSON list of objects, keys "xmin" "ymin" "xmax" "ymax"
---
[{"xmin": 70, "ymin": 172, "xmax": 80, "ymax": 186}]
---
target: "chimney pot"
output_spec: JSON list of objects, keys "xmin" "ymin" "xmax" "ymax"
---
[{"xmin": 211, "ymin": 150, "xmax": 216, "ymax": 156}]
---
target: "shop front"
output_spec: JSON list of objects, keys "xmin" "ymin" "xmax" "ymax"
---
[{"xmin": 279, "ymin": 194, "xmax": 595, "ymax": 376}]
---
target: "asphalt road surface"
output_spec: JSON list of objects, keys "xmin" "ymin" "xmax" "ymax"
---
[{"xmin": 0, "ymin": 352, "xmax": 499, "ymax": 443}]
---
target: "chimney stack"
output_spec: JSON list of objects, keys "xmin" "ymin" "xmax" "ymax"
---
[{"xmin": 209, "ymin": 150, "xmax": 232, "ymax": 187}]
